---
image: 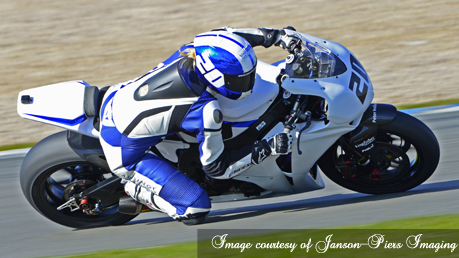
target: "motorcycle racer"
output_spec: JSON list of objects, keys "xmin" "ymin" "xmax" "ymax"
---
[{"xmin": 99, "ymin": 27, "xmax": 298, "ymax": 225}]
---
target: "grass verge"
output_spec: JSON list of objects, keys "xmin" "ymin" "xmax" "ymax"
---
[
  {"xmin": 396, "ymin": 98, "xmax": 459, "ymax": 110},
  {"xmin": 48, "ymin": 214, "xmax": 459, "ymax": 258},
  {"xmin": 0, "ymin": 142, "xmax": 36, "ymax": 152}
]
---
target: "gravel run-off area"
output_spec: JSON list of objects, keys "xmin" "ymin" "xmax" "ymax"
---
[{"xmin": 1, "ymin": 0, "xmax": 458, "ymax": 146}]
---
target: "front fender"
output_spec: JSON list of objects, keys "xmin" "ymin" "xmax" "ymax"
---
[
  {"xmin": 349, "ymin": 103, "xmax": 397, "ymax": 147},
  {"xmin": 359, "ymin": 103, "xmax": 397, "ymax": 127}
]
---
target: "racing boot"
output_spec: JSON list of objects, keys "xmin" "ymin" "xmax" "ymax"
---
[{"xmin": 124, "ymin": 181, "xmax": 209, "ymax": 225}]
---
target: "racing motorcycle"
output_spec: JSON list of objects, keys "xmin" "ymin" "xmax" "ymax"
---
[{"xmin": 17, "ymin": 32, "xmax": 440, "ymax": 228}]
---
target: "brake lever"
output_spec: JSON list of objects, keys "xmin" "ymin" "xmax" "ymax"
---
[{"xmin": 296, "ymin": 111, "xmax": 312, "ymax": 155}]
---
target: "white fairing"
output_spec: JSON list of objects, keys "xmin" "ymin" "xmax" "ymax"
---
[
  {"xmin": 17, "ymin": 32, "xmax": 375, "ymax": 198},
  {"xmin": 17, "ymin": 80, "xmax": 99, "ymax": 137},
  {"xmin": 280, "ymin": 33, "xmax": 374, "ymax": 124},
  {"xmin": 231, "ymin": 33, "xmax": 374, "ymax": 194}
]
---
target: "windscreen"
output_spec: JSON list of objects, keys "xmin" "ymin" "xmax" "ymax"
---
[{"xmin": 284, "ymin": 39, "xmax": 347, "ymax": 79}]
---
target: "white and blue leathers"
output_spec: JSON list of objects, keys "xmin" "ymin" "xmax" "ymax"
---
[{"xmin": 99, "ymin": 27, "xmax": 283, "ymax": 220}]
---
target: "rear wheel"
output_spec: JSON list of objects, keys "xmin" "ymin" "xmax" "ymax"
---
[
  {"xmin": 318, "ymin": 111, "xmax": 440, "ymax": 194},
  {"xmin": 20, "ymin": 131, "xmax": 137, "ymax": 228}
]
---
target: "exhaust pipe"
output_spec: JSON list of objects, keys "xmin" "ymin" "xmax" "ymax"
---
[{"xmin": 118, "ymin": 196, "xmax": 144, "ymax": 215}]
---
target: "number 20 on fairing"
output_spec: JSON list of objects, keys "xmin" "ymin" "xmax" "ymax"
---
[{"xmin": 348, "ymin": 55, "xmax": 369, "ymax": 104}]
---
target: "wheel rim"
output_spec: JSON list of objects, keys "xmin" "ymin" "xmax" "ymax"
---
[
  {"xmin": 333, "ymin": 131, "xmax": 422, "ymax": 189},
  {"xmin": 35, "ymin": 162, "xmax": 123, "ymax": 221}
]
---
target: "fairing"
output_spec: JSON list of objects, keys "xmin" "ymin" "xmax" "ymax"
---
[{"xmin": 280, "ymin": 33, "xmax": 374, "ymax": 125}]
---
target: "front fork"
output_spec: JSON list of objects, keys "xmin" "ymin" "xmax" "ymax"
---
[
  {"xmin": 337, "ymin": 134, "xmax": 385, "ymax": 180},
  {"xmin": 335, "ymin": 103, "xmax": 398, "ymax": 179}
]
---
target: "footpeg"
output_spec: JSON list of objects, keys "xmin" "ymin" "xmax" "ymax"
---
[{"xmin": 57, "ymin": 197, "xmax": 80, "ymax": 212}]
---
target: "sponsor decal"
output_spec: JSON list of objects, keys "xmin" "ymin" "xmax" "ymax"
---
[
  {"xmin": 372, "ymin": 104, "xmax": 377, "ymax": 124},
  {"xmin": 230, "ymin": 162, "xmax": 252, "ymax": 177},
  {"xmin": 354, "ymin": 136, "xmax": 376, "ymax": 149},
  {"xmin": 361, "ymin": 144, "xmax": 374, "ymax": 153},
  {"xmin": 256, "ymin": 121, "xmax": 266, "ymax": 131},
  {"xmin": 257, "ymin": 148, "xmax": 268, "ymax": 164}
]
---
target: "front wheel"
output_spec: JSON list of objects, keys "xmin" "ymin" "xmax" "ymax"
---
[
  {"xmin": 20, "ymin": 131, "xmax": 138, "ymax": 228},
  {"xmin": 318, "ymin": 111, "xmax": 440, "ymax": 194}
]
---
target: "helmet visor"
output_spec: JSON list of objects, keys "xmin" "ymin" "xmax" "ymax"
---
[{"xmin": 223, "ymin": 66, "xmax": 256, "ymax": 93}]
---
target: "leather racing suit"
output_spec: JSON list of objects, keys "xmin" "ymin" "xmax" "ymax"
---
[{"xmin": 99, "ymin": 27, "xmax": 288, "ymax": 222}]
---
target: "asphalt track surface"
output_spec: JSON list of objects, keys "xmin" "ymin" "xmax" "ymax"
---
[{"xmin": 1, "ymin": 109, "xmax": 458, "ymax": 258}]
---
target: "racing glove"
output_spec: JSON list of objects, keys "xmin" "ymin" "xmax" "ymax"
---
[
  {"xmin": 274, "ymin": 26, "xmax": 301, "ymax": 54},
  {"xmin": 251, "ymin": 133, "xmax": 293, "ymax": 164}
]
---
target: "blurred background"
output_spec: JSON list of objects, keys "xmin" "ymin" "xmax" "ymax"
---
[{"xmin": 1, "ymin": 0, "xmax": 458, "ymax": 146}]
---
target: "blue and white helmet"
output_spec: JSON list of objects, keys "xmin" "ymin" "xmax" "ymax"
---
[{"xmin": 194, "ymin": 31, "xmax": 257, "ymax": 100}]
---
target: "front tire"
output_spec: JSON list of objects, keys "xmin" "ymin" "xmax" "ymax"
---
[
  {"xmin": 318, "ymin": 111, "xmax": 440, "ymax": 194},
  {"xmin": 20, "ymin": 131, "xmax": 137, "ymax": 228}
]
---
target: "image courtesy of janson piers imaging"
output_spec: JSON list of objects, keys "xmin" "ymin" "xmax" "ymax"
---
[{"xmin": 1, "ymin": 1, "xmax": 459, "ymax": 257}]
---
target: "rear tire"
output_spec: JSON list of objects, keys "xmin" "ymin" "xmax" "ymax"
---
[
  {"xmin": 318, "ymin": 111, "xmax": 440, "ymax": 194},
  {"xmin": 20, "ymin": 131, "xmax": 137, "ymax": 228}
]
